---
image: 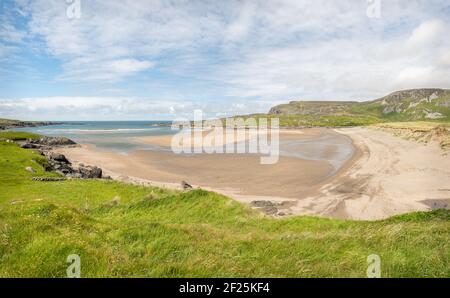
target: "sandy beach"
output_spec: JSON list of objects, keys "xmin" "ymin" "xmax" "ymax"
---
[
  {"xmin": 300, "ymin": 127, "xmax": 450, "ymax": 220},
  {"xmin": 55, "ymin": 127, "xmax": 450, "ymax": 220},
  {"xmin": 56, "ymin": 129, "xmax": 344, "ymax": 198}
]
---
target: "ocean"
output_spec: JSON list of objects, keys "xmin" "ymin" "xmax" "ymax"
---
[{"xmin": 14, "ymin": 121, "xmax": 175, "ymax": 152}]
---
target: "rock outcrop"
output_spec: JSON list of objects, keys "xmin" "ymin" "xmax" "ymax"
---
[
  {"xmin": 76, "ymin": 165, "xmax": 102, "ymax": 179},
  {"xmin": 43, "ymin": 151, "xmax": 103, "ymax": 179},
  {"xmin": 250, "ymin": 200, "xmax": 292, "ymax": 217},
  {"xmin": 19, "ymin": 136, "xmax": 105, "ymax": 180},
  {"xmin": 31, "ymin": 136, "xmax": 76, "ymax": 146},
  {"xmin": 21, "ymin": 136, "xmax": 78, "ymax": 154}
]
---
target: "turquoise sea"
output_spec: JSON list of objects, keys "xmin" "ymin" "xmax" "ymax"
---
[{"xmin": 15, "ymin": 121, "xmax": 175, "ymax": 152}]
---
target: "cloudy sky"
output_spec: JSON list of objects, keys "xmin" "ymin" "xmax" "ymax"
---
[{"xmin": 0, "ymin": 0, "xmax": 449, "ymax": 120}]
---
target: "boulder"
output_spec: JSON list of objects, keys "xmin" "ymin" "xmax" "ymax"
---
[
  {"xmin": 47, "ymin": 152, "xmax": 70, "ymax": 164},
  {"xmin": 78, "ymin": 165, "xmax": 102, "ymax": 179},
  {"xmin": 66, "ymin": 172, "xmax": 82, "ymax": 179},
  {"xmin": 55, "ymin": 166, "xmax": 74, "ymax": 175},
  {"xmin": 21, "ymin": 143, "xmax": 40, "ymax": 149}
]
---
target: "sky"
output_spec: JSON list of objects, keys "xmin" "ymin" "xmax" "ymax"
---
[{"xmin": 0, "ymin": 0, "xmax": 449, "ymax": 120}]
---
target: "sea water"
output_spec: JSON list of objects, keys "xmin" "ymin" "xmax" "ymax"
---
[{"xmin": 14, "ymin": 121, "xmax": 175, "ymax": 153}]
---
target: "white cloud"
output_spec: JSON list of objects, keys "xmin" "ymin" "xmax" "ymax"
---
[
  {"xmin": 217, "ymin": 17, "xmax": 450, "ymax": 101},
  {"xmin": 0, "ymin": 23, "xmax": 26, "ymax": 43},
  {"xmin": 14, "ymin": 0, "xmax": 227, "ymax": 82},
  {"xmin": 0, "ymin": 96, "xmax": 274, "ymax": 120},
  {"xmin": 0, "ymin": 0, "xmax": 449, "ymax": 120},
  {"xmin": 59, "ymin": 58, "xmax": 154, "ymax": 82},
  {"xmin": 408, "ymin": 19, "xmax": 444, "ymax": 45}
]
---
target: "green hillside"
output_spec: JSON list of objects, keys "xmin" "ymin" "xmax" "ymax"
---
[
  {"xmin": 266, "ymin": 89, "xmax": 450, "ymax": 126},
  {"xmin": 0, "ymin": 118, "xmax": 59, "ymax": 130},
  {"xmin": 0, "ymin": 132, "xmax": 449, "ymax": 277}
]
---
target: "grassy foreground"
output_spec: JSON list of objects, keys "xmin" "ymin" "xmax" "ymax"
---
[{"xmin": 0, "ymin": 132, "xmax": 449, "ymax": 277}]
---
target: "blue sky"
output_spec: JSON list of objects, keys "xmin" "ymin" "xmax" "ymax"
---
[{"xmin": 1, "ymin": 0, "xmax": 450, "ymax": 120}]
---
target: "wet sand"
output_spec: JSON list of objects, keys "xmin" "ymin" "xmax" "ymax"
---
[
  {"xmin": 290, "ymin": 127, "xmax": 450, "ymax": 220},
  {"xmin": 56, "ymin": 128, "xmax": 353, "ymax": 199},
  {"xmin": 55, "ymin": 127, "xmax": 450, "ymax": 220}
]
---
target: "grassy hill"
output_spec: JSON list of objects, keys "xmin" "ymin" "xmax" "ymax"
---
[
  {"xmin": 0, "ymin": 131, "xmax": 449, "ymax": 277},
  {"xmin": 0, "ymin": 118, "xmax": 60, "ymax": 130},
  {"xmin": 266, "ymin": 89, "xmax": 450, "ymax": 127}
]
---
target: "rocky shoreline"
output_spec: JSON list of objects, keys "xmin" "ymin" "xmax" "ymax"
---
[
  {"xmin": 20, "ymin": 136, "xmax": 107, "ymax": 180},
  {"xmin": 0, "ymin": 120, "xmax": 63, "ymax": 130}
]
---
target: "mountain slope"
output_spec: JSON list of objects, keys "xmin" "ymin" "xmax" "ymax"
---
[
  {"xmin": 365, "ymin": 88, "xmax": 450, "ymax": 120},
  {"xmin": 269, "ymin": 88, "xmax": 450, "ymax": 122}
]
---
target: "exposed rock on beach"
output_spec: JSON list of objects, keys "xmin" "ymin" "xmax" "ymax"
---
[{"xmin": 19, "ymin": 136, "xmax": 105, "ymax": 180}]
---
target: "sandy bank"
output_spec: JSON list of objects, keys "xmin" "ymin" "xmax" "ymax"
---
[
  {"xmin": 133, "ymin": 128, "xmax": 311, "ymax": 149},
  {"xmin": 292, "ymin": 127, "xmax": 450, "ymax": 220}
]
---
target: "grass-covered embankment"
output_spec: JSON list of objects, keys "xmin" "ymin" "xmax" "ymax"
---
[
  {"xmin": 371, "ymin": 122, "xmax": 450, "ymax": 150},
  {"xmin": 0, "ymin": 132, "xmax": 449, "ymax": 277},
  {"xmin": 0, "ymin": 131, "xmax": 42, "ymax": 141}
]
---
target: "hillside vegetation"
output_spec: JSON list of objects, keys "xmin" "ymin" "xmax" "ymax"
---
[
  {"xmin": 0, "ymin": 118, "xmax": 59, "ymax": 130},
  {"xmin": 371, "ymin": 122, "xmax": 450, "ymax": 151},
  {"xmin": 266, "ymin": 89, "xmax": 450, "ymax": 127},
  {"xmin": 0, "ymin": 131, "xmax": 449, "ymax": 277}
]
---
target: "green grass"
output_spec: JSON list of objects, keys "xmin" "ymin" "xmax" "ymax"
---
[
  {"xmin": 232, "ymin": 113, "xmax": 450, "ymax": 128},
  {"xmin": 0, "ymin": 131, "xmax": 42, "ymax": 141},
  {"xmin": 230, "ymin": 114, "xmax": 382, "ymax": 127},
  {"xmin": 264, "ymin": 89, "xmax": 450, "ymax": 127},
  {"xmin": 0, "ymin": 140, "xmax": 449, "ymax": 277}
]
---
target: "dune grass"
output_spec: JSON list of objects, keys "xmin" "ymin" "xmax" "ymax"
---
[
  {"xmin": 0, "ymin": 140, "xmax": 449, "ymax": 277},
  {"xmin": 372, "ymin": 121, "xmax": 450, "ymax": 130},
  {"xmin": 371, "ymin": 121, "xmax": 450, "ymax": 150}
]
